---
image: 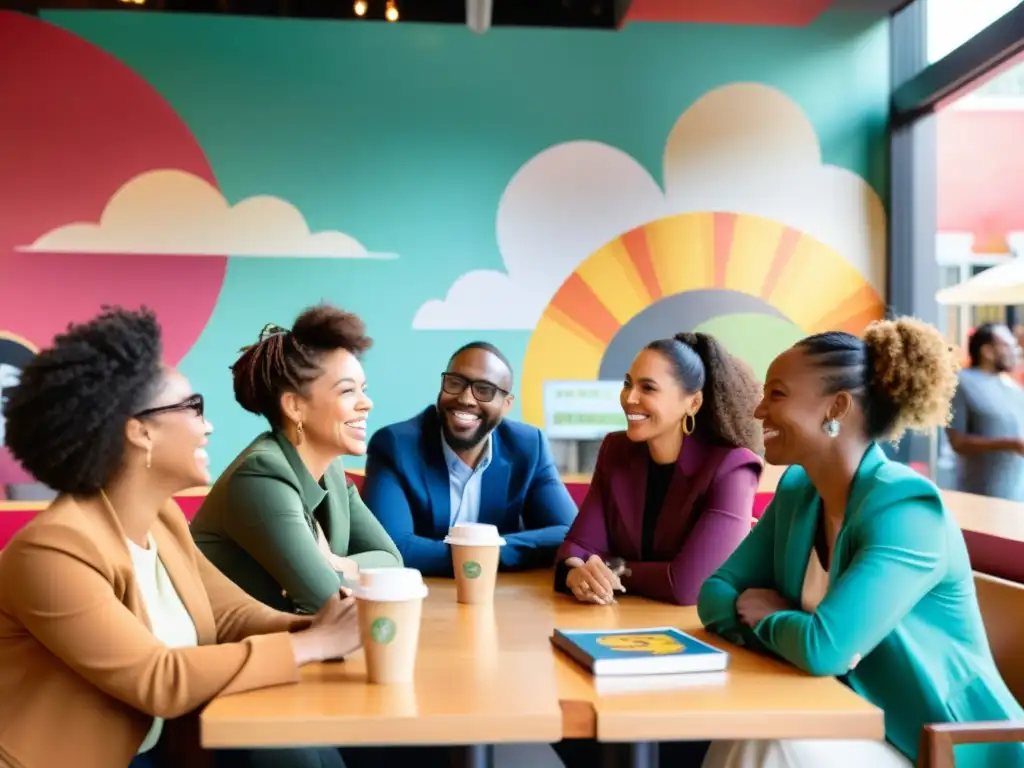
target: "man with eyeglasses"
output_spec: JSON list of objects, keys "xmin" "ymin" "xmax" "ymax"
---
[{"xmin": 362, "ymin": 341, "xmax": 577, "ymax": 576}]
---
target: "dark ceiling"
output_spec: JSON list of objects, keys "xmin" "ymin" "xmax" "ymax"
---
[{"xmin": 4, "ymin": 0, "xmax": 912, "ymax": 27}]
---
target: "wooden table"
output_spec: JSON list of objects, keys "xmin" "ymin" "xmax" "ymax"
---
[
  {"xmin": 200, "ymin": 586, "xmax": 563, "ymax": 751},
  {"xmin": 201, "ymin": 573, "xmax": 883, "ymax": 766},
  {"xmin": 945, "ymin": 491, "xmax": 1024, "ymax": 543},
  {"xmin": 944, "ymin": 490, "xmax": 1024, "ymax": 583}
]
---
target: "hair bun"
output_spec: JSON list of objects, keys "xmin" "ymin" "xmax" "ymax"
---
[
  {"xmin": 290, "ymin": 303, "xmax": 371, "ymax": 353},
  {"xmin": 862, "ymin": 317, "xmax": 959, "ymax": 432}
]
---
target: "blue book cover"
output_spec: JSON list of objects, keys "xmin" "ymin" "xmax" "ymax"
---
[{"xmin": 551, "ymin": 626, "xmax": 728, "ymax": 676}]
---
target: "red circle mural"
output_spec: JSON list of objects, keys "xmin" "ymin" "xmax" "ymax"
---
[{"xmin": 0, "ymin": 11, "xmax": 227, "ymax": 366}]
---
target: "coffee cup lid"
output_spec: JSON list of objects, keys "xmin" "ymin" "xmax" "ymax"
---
[
  {"xmin": 352, "ymin": 567, "xmax": 429, "ymax": 602},
  {"xmin": 443, "ymin": 522, "xmax": 506, "ymax": 547}
]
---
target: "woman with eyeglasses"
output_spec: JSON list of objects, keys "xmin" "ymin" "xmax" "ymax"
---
[
  {"xmin": 0, "ymin": 307, "xmax": 358, "ymax": 768},
  {"xmin": 190, "ymin": 304, "xmax": 401, "ymax": 616}
]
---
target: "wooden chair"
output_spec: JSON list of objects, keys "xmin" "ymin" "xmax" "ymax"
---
[{"xmin": 918, "ymin": 572, "xmax": 1024, "ymax": 766}]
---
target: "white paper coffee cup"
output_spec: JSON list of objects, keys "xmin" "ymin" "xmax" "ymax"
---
[
  {"xmin": 353, "ymin": 568, "xmax": 428, "ymax": 684},
  {"xmin": 352, "ymin": 567, "xmax": 429, "ymax": 602},
  {"xmin": 443, "ymin": 522, "xmax": 506, "ymax": 548},
  {"xmin": 444, "ymin": 524, "xmax": 503, "ymax": 604}
]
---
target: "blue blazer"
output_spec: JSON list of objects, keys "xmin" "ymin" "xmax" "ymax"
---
[
  {"xmin": 363, "ymin": 406, "xmax": 577, "ymax": 576},
  {"xmin": 698, "ymin": 444, "xmax": 1024, "ymax": 767}
]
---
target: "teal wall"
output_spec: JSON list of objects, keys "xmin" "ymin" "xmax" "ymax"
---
[{"xmin": 38, "ymin": 11, "xmax": 890, "ymax": 474}]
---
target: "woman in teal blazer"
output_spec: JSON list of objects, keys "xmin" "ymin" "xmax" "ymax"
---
[{"xmin": 698, "ymin": 319, "xmax": 1024, "ymax": 768}]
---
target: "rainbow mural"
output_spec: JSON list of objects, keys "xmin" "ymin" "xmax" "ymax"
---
[{"xmin": 520, "ymin": 211, "xmax": 885, "ymax": 426}]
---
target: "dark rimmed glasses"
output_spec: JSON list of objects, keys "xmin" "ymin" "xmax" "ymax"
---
[
  {"xmin": 135, "ymin": 393, "xmax": 205, "ymax": 420},
  {"xmin": 440, "ymin": 373, "xmax": 509, "ymax": 404}
]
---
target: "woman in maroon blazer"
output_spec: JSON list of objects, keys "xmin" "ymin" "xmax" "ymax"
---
[{"xmin": 556, "ymin": 333, "xmax": 764, "ymax": 606}]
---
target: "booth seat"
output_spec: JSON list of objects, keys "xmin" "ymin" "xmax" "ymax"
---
[
  {"xmin": 0, "ymin": 511, "xmax": 36, "ymax": 550},
  {"xmin": 0, "ymin": 478, "xmax": 774, "ymax": 547},
  {"xmin": 0, "ymin": 472, "xmax": 369, "ymax": 549},
  {"xmin": 0, "ymin": 463, "xmax": 926, "ymax": 549}
]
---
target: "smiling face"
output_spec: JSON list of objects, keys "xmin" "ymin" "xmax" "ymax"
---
[
  {"xmin": 755, "ymin": 346, "xmax": 848, "ymax": 466},
  {"xmin": 135, "ymin": 368, "xmax": 213, "ymax": 489},
  {"xmin": 621, "ymin": 348, "xmax": 702, "ymax": 444},
  {"xmin": 437, "ymin": 348, "xmax": 513, "ymax": 452},
  {"xmin": 285, "ymin": 348, "xmax": 372, "ymax": 457}
]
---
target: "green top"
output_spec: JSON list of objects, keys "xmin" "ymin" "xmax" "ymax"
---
[
  {"xmin": 191, "ymin": 431, "xmax": 402, "ymax": 613},
  {"xmin": 697, "ymin": 444, "xmax": 1024, "ymax": 767}
]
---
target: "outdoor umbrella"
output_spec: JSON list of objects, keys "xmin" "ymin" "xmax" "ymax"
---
[{"xmin": 935, "ymin": 258, "xmax": 1024, "ymax": 306}]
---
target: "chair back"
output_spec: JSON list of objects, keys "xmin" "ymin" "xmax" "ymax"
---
[{"xmin": 973, "ymin": 571, "xmax": 1024, "ymax": 703}]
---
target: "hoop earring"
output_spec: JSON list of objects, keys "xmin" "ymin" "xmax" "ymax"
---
[
  {"xmin": 296, "ymin": 420, "xmax": 304, "ymax": 445},
  {"xmin": 145, "ymin": 445, "xmax": 152, "ymax": 470},
  {"xmin": 682, "ymin": 414, "xmax": 695, "ymax": 436}
]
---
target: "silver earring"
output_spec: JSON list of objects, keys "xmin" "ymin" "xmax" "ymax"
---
[{"xmin": 822, "ymin": 419, "xmax": 841, "ymax": 439}]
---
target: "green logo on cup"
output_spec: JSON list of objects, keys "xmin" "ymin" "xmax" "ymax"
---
[
  {"xmin": 463, "ymin": 561, "xmax": 482, "ymax": 579},
  {"xmin": 370, "ymin": 616, "xmax": 396, "ymax": 645}
]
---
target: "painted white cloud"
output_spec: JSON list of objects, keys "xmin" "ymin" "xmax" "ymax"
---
[
  {"xmin": 18, "ymin": 169, "xmax": 397, "ymax": 259},
  {"xmin": 661, "ymin": 84, "xmax": 886, "ymax": 295},
  {"xmin": 414, "ymin": 142, "xmax": 668, "ymax": 330},
  {"xmin": 413, "ymin": 82, "xmax": 886, "ymax": 330}
]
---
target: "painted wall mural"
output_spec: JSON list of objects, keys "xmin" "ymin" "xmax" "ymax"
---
[
  {"xmin": 20, "ymin": 168, "xmax": 398, "ymax": 260},
  {"xmin": 416, "ymin": 84, "xmax": 886, "ymax": 425},
  {"xmin": 0, "ymin": 11, "xmax": 223, "ymax": 368},
  {"xmin": 0, "ymin": 9, "xmax": 889, "ymax": 478},
  {"xmin": 0, "ymin": 333, "xmax": 37, "ymax": 486}
]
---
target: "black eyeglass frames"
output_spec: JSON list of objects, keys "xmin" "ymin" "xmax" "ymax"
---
[
  {"xmin": 440, "ymin": 373, "xmax": 509, "ymax": 403},
  {"xmin": 135, "ymin": 393, "xmax": 205, "ymax": 420}
]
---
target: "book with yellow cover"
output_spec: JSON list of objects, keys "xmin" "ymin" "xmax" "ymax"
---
[{"xmin": 550, "ymin": 626, "xmax": 729, "ymax": 676}]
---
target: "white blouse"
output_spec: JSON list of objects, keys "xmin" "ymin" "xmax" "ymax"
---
[{"xmin": 127, "ymin": 535, "xmax": 199, "ymax": 754}]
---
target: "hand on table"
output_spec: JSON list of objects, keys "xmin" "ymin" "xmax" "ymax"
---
[
  {"xmin": 736, "ymin": 588, "xmax": 792, "ymax": 627},
  {"xmin": 289, "ymin": 588, "xmax": 361, "ymax": 665},
  {"xmin": 565, "ymin": 555, "xmax": 625, "ymax": 605}
]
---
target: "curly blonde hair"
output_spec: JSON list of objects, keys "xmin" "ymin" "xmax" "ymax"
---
[{"xmin": 799, "ymin": 318, "xmax": 959, "ymax": 441}]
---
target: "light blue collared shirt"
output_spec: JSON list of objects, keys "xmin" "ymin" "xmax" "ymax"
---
[{"xmin": 440, "ymin": 431, "xmax": 493, "ymax": 527}]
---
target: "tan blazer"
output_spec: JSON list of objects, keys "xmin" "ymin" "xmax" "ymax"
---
[{"xmin": 0, "ymin": 494, "xmax": 309, "ymax": 768}]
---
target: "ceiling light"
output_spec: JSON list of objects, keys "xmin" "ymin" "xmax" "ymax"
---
[
  {"xmin": 466, "ymin": 0, "xmax": 492, "ymax": 33},
  {"xmin": 385, "ymin": 0, "xmax": 399, "ymax": 21},
  {"xmin": 354, "ymin": 0, "xmax": 367, "ymax": 16}
]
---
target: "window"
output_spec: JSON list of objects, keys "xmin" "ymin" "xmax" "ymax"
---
[{"xmin": 927, "ymin": 0, "xmax": 1023, "ymax": 63}]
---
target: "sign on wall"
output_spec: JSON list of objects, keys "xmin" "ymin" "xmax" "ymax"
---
[
  {"xmin": 543, "ymin": 380, "xmax": 626, "ymax": 441},
  {"xmin": 0, "ymin": 332, "xmax": 36, "ymax": 445}
]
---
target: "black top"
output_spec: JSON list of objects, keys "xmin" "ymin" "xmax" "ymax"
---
[
  {"xmin": 552, "ymin": 453, "xmax": 678, "ymax": 593},
  {"xmin": 641, "ymin": 456, "xmax": 676, "ymax": 561}
]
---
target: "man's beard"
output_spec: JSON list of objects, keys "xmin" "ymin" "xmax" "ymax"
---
[{"xmin": 437, "ymin": 400, "xmax": 499, "ymax": 452}]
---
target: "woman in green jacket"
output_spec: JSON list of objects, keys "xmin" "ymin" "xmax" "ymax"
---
[
  {"xmin": 192, "ymin": 304, "xmax": 402, "ymax": 614},
  {"xmin": 698, "ymin": 318, "xmax": 1024, "ymax": 768}
]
